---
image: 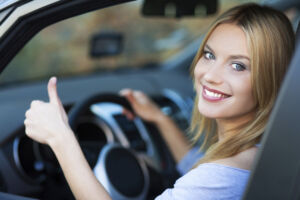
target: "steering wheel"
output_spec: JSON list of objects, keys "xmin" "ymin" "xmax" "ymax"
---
[
  {"xmin": 67, "ymin": 93, "xmax": 177, "ymax": 199},
  {"xmin": 68, "ymin": 93, "xmax": 134, "ymax": 129}
]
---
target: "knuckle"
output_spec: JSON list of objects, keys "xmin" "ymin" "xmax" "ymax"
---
[
  {"xmin": 31, "ymin": 100, "xmax": 40, "ymax": 107},
  {"xmin": 134, "ymin": 91, "xmax": 144, "ymax": 98},
  {"xmin": 120, "ymin": 89, "xmax": 131, "ymax": 96},
  {"xmin": 24, "ymin": 126, "xmax": 30, "ymax": 135},
  {"xmin": 24, "ymin": 117, "xmax": 31, "ymax": 124},
  {"xmin": 25, "ymin": 110, "xmax": 30, "ymax": 118}
]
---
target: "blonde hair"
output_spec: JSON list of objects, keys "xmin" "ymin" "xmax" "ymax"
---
[{"xmin": 190, "ymin": 3, "xmax": 295, "ymax": 164}]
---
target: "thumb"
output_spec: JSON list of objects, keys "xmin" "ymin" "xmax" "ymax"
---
[{"xmin": 47, "ymin": 77, "xmax": 61, "ymax": 105}]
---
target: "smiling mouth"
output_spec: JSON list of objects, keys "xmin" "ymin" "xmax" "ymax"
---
[{"xmin": 202, "ymin": 86, "xmax": 231, "ymax": 102}]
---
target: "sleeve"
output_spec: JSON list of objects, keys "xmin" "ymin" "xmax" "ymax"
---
[
  {"xmin": 176, "ymin": 146, "xmax": 204, "ymax": 175},
  {"xmin": 156, "ymin": 164, "xmax": 250, "ymax": 200}
]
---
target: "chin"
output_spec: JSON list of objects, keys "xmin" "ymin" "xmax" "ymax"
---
[
  {"xmin": 198, "ymin": 105, "xmax": 224, "ymax": 119},
  {"xmin": 197, "ymin": 97, "xmax": 237, "ymax": 119}
]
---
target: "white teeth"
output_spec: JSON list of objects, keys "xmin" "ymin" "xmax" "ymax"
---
[{"xmin": 205, "ymin": 89, "xmax": 222, "ymax": 98}]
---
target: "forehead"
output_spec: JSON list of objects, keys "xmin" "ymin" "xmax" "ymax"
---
[{"xmin": 206, "ymin": 23, "xmax": 249, "ymax": 57}]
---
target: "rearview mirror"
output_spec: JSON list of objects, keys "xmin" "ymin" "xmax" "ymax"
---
[{"xmin": 142, "ymin": 0, "xmax": 218, "ymax": 18}]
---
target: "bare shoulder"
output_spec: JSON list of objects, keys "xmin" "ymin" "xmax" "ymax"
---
[{"xmin": 211, "ymin": 146, "xmax": 258, "ymax": 170}]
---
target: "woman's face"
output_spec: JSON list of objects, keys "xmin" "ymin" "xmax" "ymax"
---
[{"xmin": 194, "ymin": 23, "xmax": 256, "ymax": 121}]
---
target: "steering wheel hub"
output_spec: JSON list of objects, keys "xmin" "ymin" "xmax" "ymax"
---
[{"xmin": 93, "ymin": 144, "xmax": 149, "ymax": 200}]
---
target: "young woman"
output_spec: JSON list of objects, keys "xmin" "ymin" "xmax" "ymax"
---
[{"xmin": 24, "ymin": 3, "xmax": 295, "ymax": 200}]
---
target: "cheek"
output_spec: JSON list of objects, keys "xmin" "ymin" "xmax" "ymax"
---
[
  {"xmin": 194, "ymin": 62, "xmax": 201, "ymax": 78},
  {"xmin": 194, "ymin": 59, "xmax": 205, "ymax": 84},
  {"xmin": 234, "ymin": 76, "xmax": 255, "ymax": 109}
]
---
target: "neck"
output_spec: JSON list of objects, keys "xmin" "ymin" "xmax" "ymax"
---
[{"xmin": 216, "ymin": 111, "xmax": 255, "ymax": 141}]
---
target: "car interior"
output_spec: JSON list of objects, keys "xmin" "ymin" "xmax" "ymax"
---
[{"xmin": 0, "ymin": 0, "xmax": 299, "ymax": 200}]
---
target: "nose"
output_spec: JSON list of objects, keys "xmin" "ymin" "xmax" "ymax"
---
[{"xmin": 202, "ymin": 62, "xmax": 223, "ymax": 85}]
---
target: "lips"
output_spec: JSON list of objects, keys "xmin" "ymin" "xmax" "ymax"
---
[{"xmin": 202, "ymin": 85, "xmax": 231, "ymax": 102}]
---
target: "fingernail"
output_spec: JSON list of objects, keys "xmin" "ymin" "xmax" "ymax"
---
[
  {"xmin": 120, "ymin": 89, "xmax": 130, "ymax": 95},
  {"xmin": 51, "ymin": 77, "xmax": 57, "ymax": 84}
]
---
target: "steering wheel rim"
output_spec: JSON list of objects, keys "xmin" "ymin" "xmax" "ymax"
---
[
  {"xmin": 67, "ymin": 92, "xmax": 180, "ymax": 198},
  {"xmin": 68, "ymin": 93, "xmax": 152, "ymax": 199},
  {"xmin": 68, "ymin": 93, "xmax": 133, "ymax": 131}
]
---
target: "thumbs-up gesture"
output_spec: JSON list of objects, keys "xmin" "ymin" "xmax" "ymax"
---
[{"xmin": 25, "ymin": 77, "xmax": 72, "ymax": 146}]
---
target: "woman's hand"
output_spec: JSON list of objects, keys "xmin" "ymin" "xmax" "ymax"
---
[
  {"xmin": 24, "ymin": 77, "xmax": 112, "ymax": 200},
  {"xmin": 121, "ymin": 89, "xmax": 190, "ymax": 162},
  {"xmin": 120, "ymin": 89, "xmax": 165, "ymax": 123},
  {"xmin": 24, "ymin": 77, "xmax": 72, "ymax": 147}
]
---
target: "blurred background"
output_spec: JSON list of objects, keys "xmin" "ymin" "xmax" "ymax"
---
[{"xmin": 2, "ymin": 0, "xmax": 295, "ymax": 86}]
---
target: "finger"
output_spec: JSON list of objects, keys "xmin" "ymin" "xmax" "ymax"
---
[
  {"xmin": 24, "ymin": 126, "xmax": 30, "ymax": 136},
  {"xmin": 47, "ymin": 77, "xmax": 62, "ymax": 106},
  {"xmin": 24, "ymin": 118, "xmax": 29, "ymax": 125},
  {"xmin": 133, "ymin": 91, "xmax": 148, "ymax": 105},
  {"xmin": 119, "ymin": 88, "xmax": 132, "ymax": 96},
  {"xmin": 24, "ymin": 119, "xmax": 32, "ymax": 136},
  {"xmin": 121, "ymin": 89, "xmax": 137, "ymax": 105},
  {"xmin": 122, "ymin": 109, "xmax": 135, "ymax": 120},
  {"xmin": 30, "ymin": 100, "xmax": 44, "ymax": 107},
  {"xmin": 47, "ymin": 77, "xmax": 69, "ymax": 121},
  {"xmin": 25, "ymin": 110, "xmax": 31, "ymax": 118}
]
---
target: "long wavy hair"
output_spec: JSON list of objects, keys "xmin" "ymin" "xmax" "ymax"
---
[{"xmin": 189, "ymin": 3, "xmax": 295, "ymax": 164}]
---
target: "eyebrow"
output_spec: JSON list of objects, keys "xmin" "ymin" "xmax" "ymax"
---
[{"xmin": 204, "ymin": 44, "xmax": 250, "ymax": 61}]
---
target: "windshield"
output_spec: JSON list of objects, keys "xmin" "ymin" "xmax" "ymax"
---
[{"xmin": 0, "ymin": 0, "xmax": 259, "ymax": 85}]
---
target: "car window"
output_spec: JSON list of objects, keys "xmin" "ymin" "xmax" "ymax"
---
[{"xmin": 0, "ymin": 0, "xmax": 260, "ymax": 85}]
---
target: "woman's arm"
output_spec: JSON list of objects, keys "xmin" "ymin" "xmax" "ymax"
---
[
  {"xmin": 50, "ymin": 129, "xmax": 111, "ymax": 200},
  {"xmin": 120, "ymin": 89, "xmax": 190, "ymax": 162},
  {"xmin": 153, "ymin": 113, "xmax": 190, "ymax": 163},
  {"xmin": 24, "ymin": 77, "xmax": 111, "ymax": 200}
]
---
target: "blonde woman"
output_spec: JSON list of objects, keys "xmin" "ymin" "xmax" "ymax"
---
[{"xmin": 24, "ymin": 3, "xmax": 295, "ymax": 200}]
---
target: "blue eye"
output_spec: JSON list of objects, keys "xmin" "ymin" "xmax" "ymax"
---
[
  {"xmin": 203, "ymin": 51, "xmax": 215, "ymax": 60},
  {"xmin": 232, "ymin": 63, "xmax": 246, "ymax": 71}
]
